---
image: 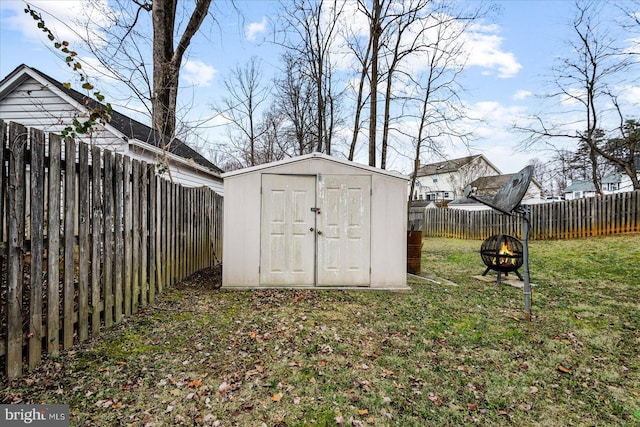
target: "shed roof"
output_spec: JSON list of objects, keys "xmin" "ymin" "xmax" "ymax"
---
[{"xmin": 222, "ymin": 152, "xmax": 408, "ymax": 180}]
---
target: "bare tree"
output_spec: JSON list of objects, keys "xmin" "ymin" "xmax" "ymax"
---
[
  {"xmin": 276, "ymin": 0, "xmax": 345, "ymax": 155},
  {"xmin": 365, "ymin": 0, "xmax": 384, "ymax": 167},
  {"xmin": 76, "ymin": 0, "xmax": 213, "ymax": 143},
  {"xmin": 517, "ymin": 1, "xmax": 637, "ymax": 192},
  {"xmin": 378, "ymin": 0, "xmax": 442, "ymax": 170},
  {"xmin": 407, "ymin": 5, "xmax": 478, "ymax": 209},
  {"xmin": 151, "ymin": 0, "xmax": 212, "ymax": 139},
  {"xmin": 215, "ymin": 57, "xmax": 270, "ymax": 167},
  {"xmin": 342, "ymin": 16, "xmax": 373, "ymax": 161},
  {"xmin": 273, "ymin": 52, "xmax": 317, "ymax": 156}
]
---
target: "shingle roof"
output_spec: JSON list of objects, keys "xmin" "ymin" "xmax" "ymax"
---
[
  {"xmin": 416, "ymin": 155, "xmax": 482, "ymax": 176},
  {"xmin": 467, "ymin": 173, "xmax": 542, "ymax": 196},
  {"xmin": 468, "ymin": 174, "xmax": 514, "ymax": 196},
  {"xmin": 601, "ymin": 173, "xmax": 621, "ymax": 184},
  {"xmin": 3, "ymin": 64, "xmax": 222, "ymax": 174}
]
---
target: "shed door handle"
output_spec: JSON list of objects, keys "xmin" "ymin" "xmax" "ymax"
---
[
  {"xmin": 317, "ymin": 230, "xmax": 323, "ymax": 236},
  {"xmin": 309, "ymin": 227, "xmax": 314, "ymax": 232}
]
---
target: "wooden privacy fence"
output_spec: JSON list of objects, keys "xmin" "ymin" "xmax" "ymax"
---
[
  {"xmin": 0, "ymin": 121, "xmax": 223, "ymax": 379},
  {"xmin": 411, "ymin": 190, "xmax": 640, "ymax": 240}
]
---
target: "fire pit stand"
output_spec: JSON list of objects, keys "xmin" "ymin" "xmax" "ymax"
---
[
  {"xmin": 480, "ymin": 234, "xmax": 524, "ymax": 282},
  {"xmin": 464, "ymin": 166, "xmax": 534, "ymax": 320}
]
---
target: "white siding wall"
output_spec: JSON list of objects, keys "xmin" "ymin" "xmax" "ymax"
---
[
  {"xmin": 0, "ymin": 78, "xmax": 127, "ymax": 152},
  {"xmin": 1, "ymin": 76, "xmax": 223, "ymax": 193}
]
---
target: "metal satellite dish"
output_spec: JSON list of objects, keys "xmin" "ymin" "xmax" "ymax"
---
[{"xmin": 464, "ymin": 165, "xmax": 533, "ymax": 215}]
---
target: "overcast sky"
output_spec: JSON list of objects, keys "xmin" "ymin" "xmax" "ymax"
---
[{"xmin": 1, "ymin": 0, "xmax": 638, "ymax": 175}]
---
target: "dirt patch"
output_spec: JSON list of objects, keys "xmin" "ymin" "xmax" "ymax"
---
[{"xmin": 175, "ymin": 264, "xmax": 222, "ymax": 290}]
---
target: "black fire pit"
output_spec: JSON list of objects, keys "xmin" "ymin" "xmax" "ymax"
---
[{"xmin": 480, "ymin": 234, "xmax": 523, "ymax": 282}]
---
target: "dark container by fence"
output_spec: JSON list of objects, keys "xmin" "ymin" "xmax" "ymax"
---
[{"xmin": 407, "ymin": 230, "xmax": 423, "ymax": 274}]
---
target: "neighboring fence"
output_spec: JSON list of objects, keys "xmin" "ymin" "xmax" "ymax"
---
[
  {"xmin": 0, "ymin": 121, "xmax": 223, "ymax": 379},
  {"xmin": 410, "ymin": 190, "xmax": 640, "ymax": 240}
]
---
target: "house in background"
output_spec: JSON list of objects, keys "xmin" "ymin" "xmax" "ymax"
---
[
  {"xmin": 563, "ymin": 180, "xmax": 599, "ymax": 200},
  {"xmin": 0, "ymin": 64, "xmax": 223, "ymax": 193},
  {"xmin": 564, "ymin": 169, "xmax": 638, "ymax": 200},
  {"xmin": 448, "ymin": 173, "xmax": 543, "ymax": 211},
  {"xmin": 409, "ymin": 154, "xmax": 501, "ymax": 206}
]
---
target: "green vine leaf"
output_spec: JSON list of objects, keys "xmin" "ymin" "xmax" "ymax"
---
[{"xmin": 25, "ymin": 4, "xmax": 112, "ymax": 138}]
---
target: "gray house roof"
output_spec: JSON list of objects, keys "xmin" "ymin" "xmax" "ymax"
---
[
  {"xmin": 602, "ymin": 173, "xmax": 622, "ymax": 184},
  {"xmin": 416, "ymin": 154, "xmax": 500, "ymax": 176},
  {"xmin": 467, "ymin": 173, "xmax": 542, "ymax": 195},
  {"xmin": 1, "ymin": 64, "xmax": 223, "ymax": 174},
  {"xmin": 564, "ymin": 180, "xmax": 596, "ymax": 192}
]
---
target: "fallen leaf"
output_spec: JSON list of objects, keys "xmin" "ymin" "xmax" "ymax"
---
[
  {"xmin": 557, "ymin": 365, "xmax": 572, "ymax": 374},
  {"xmin": 529, "ymin": 386, "xmax": 539, "ymax": 394},
  {"xmin": 335, "ymin": 414, "xmax": 344, "ymax": 425},
  {"xmin": 358, "ymin": 409, "xmax": 369, "ymax": 415},
  {"xmin": 271, "ymin": 393, "xmax": 282, "ymax": 402},
  {"xmin": 188, "ymin": 379, "xmax": 202, "ymax": 388},
  {"xmin": 467, "ymin": 403, "xmax": 478, "ymax": 411}
]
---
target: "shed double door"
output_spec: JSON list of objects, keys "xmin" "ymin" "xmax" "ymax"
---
[{"xmin": 260, "ymin": 174, "xmax": 371, "ymax": 287}]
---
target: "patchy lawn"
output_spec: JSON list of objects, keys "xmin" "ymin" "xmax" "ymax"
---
[{"xmin": 1, "ymin": 235, "xmax": 639, "ymax": 426}]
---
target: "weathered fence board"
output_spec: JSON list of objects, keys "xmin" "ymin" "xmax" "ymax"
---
[
  {"xmin": 0, "ymin": 121, "xmax": 223, "ymax": 379},
  {"xmin": 132, "ymin": 159, "xmax": 140, "ymax": 314},
  {"xmin": 29, "ymin": 127, "xmax": 45, "ymax": 369},
  {"xmin": 103, "ymin": 150, "xmax": 114, "ymax": 328},
  {"xmin": 7, "ymin": 122, "xmax": 26, "ymax": 379},
  {"xmin": 47, "ymin": 132, "xmax": 62, "ymax": 356},
  {"xmin": 414, "ymin": 191, "xmax": 640, "ymax": 240},
  {"xmin": 114, "ymin": 153, "xmax": 124, "ymax": 323},
  {"xmin": 123, "ymin": 156, "xmax": 132, "ymax": 317},
  {"xmin": 90, "ymin": 145, "xmax": 102, "ymax": 336},
  {"xmin": 78, "ymin": 142, "xmax": 89, "ymax": 342},
  {"xmin": 63, "ymin": 137, "xmax": 75, "ymax": 350}
]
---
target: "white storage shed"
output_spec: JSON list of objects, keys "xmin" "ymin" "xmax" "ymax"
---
[{"xmin": 222, "ymin": 153, "xmax": 410, "ymax": 290}]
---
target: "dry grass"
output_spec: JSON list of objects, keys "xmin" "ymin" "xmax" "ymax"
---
[{"xmin": 1, "ymin": 235, "xmax": 639, "ymax": 426}]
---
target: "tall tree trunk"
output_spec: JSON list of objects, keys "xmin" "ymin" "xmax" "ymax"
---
[
  {"xmin": 368, "ymin": 0, "xmax": 382, "ymax": 167},
  {"xmin": 349, "ymin": 39, "xmax": 372, "ymax": 161},
  {"xmin": 380, "ymin": 71, "xmax": 393, "ymax": 170},
  {"xmin": 152, "ymin": 0, "xmax": 211, "ymax": 141}
]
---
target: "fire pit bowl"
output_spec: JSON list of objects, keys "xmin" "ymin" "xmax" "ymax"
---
[{"xmin": 480, "ymin": 234, "xmax": 523, "ymax": 281}]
